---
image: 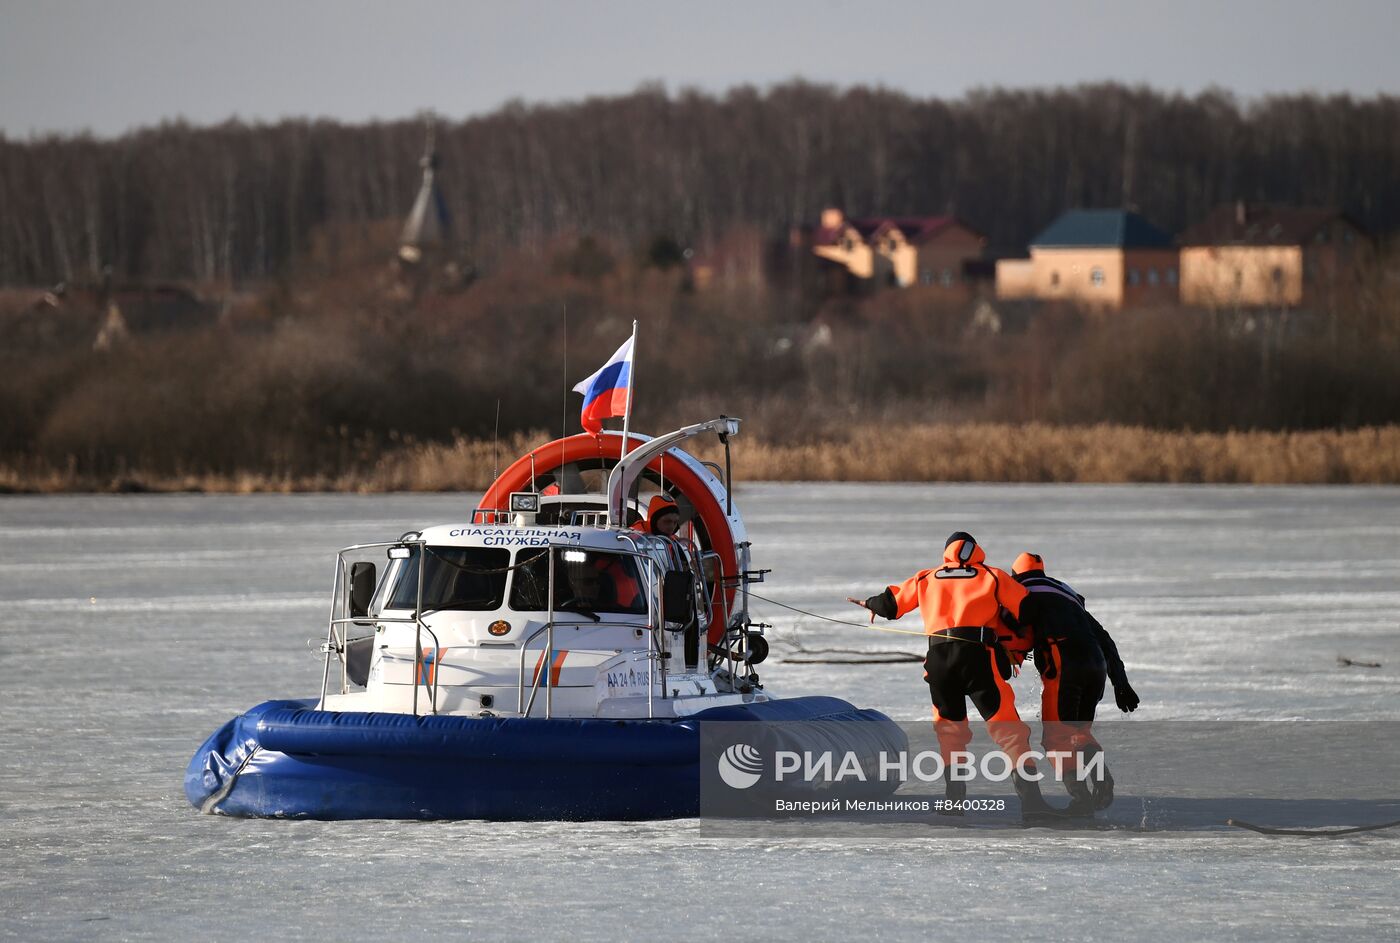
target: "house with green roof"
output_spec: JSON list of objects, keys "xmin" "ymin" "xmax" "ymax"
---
[{"xmin": 996, "ymin": 209, "xmax": 1179, "ymax": 310}]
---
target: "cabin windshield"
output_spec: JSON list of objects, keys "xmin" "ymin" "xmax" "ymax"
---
[
  {"xmin": 509, "ymin": 548, "xmax": 649, "ymax": 617},
  {"xmin": 386, "ymin": 547, "xmax": 511, "ymax": 612}
]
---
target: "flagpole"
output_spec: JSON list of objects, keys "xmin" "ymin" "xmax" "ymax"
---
[{"xmin": 621, "ymin": 319, "xmax": 637, "ymax": 456}]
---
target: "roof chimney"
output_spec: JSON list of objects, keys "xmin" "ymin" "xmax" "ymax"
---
[{"xmin": 820, "ymin": 207, "xmax": 844, "ymax": 230}]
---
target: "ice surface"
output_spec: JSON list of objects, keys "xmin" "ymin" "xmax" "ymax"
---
[{"xmin": 1, "ymin": 486, "xmax": 1398, "ymax": 941}]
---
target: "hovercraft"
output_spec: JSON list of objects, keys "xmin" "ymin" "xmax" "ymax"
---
[{"xmin": 186, "ymin": 418, "xmax": 905, "ymax": 819}]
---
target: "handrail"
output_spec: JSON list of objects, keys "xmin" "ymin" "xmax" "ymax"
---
[
  {"xmin": 517, "ymin": 622, "xmax": 550, "ymax": 715},
  {"xmin": 616, "ymin": 532, "xmax": 670, "ymax": 717},
  {"xmin": 412, "ymin": 536, "xmax": 427, "ymax": 716},
  {"xmin": 545, "ymin": 543, "xmax": 554, "ymax": 718},
  {"xmin": 604, "ymin": 417, "xmax": 740, "ymax": 527},
  {"xmin": 514, "ymin": 540, "xmax": 668, "ymax": 719},
  {"xmin": 322, "ymin": 538, "xmax": 426, "ymax": 706},
  {"xmin": 318, "ymin": 556, "xmax": 343, "ymax": 709},
  {"xmin": 327, "ymin": 615, "xmax": 418, "ymax": 626},
  {"xmin": 515, "ymin": 617, "xmax": 656, "ymax": 717}
]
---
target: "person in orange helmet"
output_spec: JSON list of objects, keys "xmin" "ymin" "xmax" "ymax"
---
[
  {"xmin": 634, "ymin": 493, "xmax": 684, "ymax": 539},
  {"xmin": 853, "ymin": 532, "xmax": 1052, "ymax": 819},
  {"xmin": 1012, "ymin": 551, "xmax": 1137, "ymax": 815},
  {"xmin": 634, "ymin": 492, "xmax": 703, "ymax": 668}
]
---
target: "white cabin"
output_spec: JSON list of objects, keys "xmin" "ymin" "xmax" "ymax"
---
[{"xmin": 318, "ymin": 419, "xmax": 770, "ymax": 720}]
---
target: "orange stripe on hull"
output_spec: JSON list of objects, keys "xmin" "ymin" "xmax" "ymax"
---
[{"xmin": 532, "ymin": 649, "xmax": 569, "ymax": 686}]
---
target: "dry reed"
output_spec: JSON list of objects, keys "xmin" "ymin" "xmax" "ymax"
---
[{"xmin": 2, "ymin": 425, "xmax": 1397, "ymax": 494}]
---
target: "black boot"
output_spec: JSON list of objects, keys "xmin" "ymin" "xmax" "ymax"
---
[
  {"xmin": 940, "ymin": 775, "xmax": 967, "ymax": 816},
  {"xmin": 1063, "ymin": 775, "xmax": 1096, "ymax": 817},
  {"xmin": 1013, "ymin": 769, "xmax": 1058, "ymax": 823},
  {"xmin": 1079, "ymin": 747, "xmax": 1114, "ymax": 810},
  {"xmin": 1090, "ymin": 763, "xmax": 1115, "ymax": 811}
]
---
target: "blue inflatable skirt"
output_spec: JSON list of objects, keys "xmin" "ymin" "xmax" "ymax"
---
[{"xmin": 185, "ymin": 697, "xmax": 906, "ymax": 820}]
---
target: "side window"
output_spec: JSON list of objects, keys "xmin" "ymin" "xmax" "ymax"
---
[{"xmin": 369, "ymin": 558, "xmax": 402, "ymax": 616}]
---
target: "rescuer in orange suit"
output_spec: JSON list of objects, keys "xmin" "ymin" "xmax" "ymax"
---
[
  {"xmin": 853, "ymin": 532, "xmax": 1052, "ymax": 818},
  {"xmin": 592, "ymin": 556, "xmax": 642, "ymax": 611},
  {"xmin": 634, "ymin": 493, "xmax": 702, "ymax": 668},
  {"xmin": 1013, "ymin": 551, "xmax": 1138, "ymax": 814},
  {"xmin": 634, "ymin": 494, "xmax": 683, "ymax": 538},
  {"xmin": 633, "ymin": 493, "xmax": 701, "ymax": 571}
]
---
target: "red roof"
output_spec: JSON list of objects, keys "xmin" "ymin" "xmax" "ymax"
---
[
  {"xmin": 810, "ymin": 214, "xmax": 977, "ymax": 247},
  {"xmin": 853, "ymin": 215, "xmax": 965, "ymax": 244}
]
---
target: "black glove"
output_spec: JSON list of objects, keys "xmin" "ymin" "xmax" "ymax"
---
[
  {"xmin": 1033, "ymin": 640, "xmax": 1056, "ymax": 679},
  {"xmin": 863, "ymin": 589, "xmax": 898, "ymax": 620},
  {"xmin": 1113, "ymin": 680, "xmax": 1140, "ymax": 713}
]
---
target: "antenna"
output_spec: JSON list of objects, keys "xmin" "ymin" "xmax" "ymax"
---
[
  {"xmin": 492, "ymin": 399, "xmax": 501, "ymax": 484},
  {"xmin": 561, "ymin": 302, "xmax": 568, "ymax": 478}
]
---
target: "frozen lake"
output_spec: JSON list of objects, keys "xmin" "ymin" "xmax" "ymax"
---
[{"xmin": 2, "ymin": 484, "xmax": 1399, "ymax": 941}]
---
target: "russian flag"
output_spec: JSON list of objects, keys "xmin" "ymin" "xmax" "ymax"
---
[{"xmin": 572, "ymin": 335, "xmax": 634, "ymax": 435}]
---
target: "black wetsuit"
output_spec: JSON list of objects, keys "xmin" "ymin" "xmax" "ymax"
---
[
  {"xmin": 1017, "ymin": 570, "xmax": 1132, "ymax": 785},
  {"xmin": 1018, "ymin": 571, "xmax": 1127, "ymax": 710}
]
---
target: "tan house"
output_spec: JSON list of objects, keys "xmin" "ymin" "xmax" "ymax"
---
[
  {"xmin": 1178, "ymin": 203, "xmax": 1370, "ymax": 308},
  {"xmin": 810, "ymin": 208, "xmax": 987, "ymax": 291},
  {"xmin": 996, "ymin": 209, "xmax": 1178, "ymax": 310}
]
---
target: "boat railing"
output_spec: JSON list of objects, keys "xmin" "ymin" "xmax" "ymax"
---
[
  {"xmin": 567, "ymin": 509, "xmax": 609, "ymax": 528},
  {"xmin": 471, "ymin": 508, "xmax": 512, "ymax": 525},
  {"xmin": 321, "ymin": 538, "xmax": 444, "ymax": 713}
]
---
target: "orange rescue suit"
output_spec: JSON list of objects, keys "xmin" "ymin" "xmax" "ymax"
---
[
  {"xmin": 886, "ymin": 538, "xmax": 1033, "ymax": 661},
  {"xmin": 872, "ymin": 536, "xmax": 1037, "ymax": 768}
]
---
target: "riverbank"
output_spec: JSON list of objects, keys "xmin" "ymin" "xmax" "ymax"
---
[{"xmin": 2, "ymin": 424, "xmax": 1397, "ymax": 494}]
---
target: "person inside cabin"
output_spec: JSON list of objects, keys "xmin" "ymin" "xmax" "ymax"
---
[
  {"xmin": 561, "ymin": 559, "xmax": 613, "ymax": 613},
  {"xmin": 593, "ymin": 556, "xmax": 642, "ymax": 611}
]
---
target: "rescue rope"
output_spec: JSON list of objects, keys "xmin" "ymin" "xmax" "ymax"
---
[
  {"xmin": 744, "ymin": 590, "xmax": 928, "ymax": 637},
  {"xmin": 783, "ymin": 651, "xmax": 924, "ymax": 664},
  {"xmin": 769, "ymin": 637, "xmax": 925, "ymax": 664},
  {"xmin": 1227, "ymin": 818, "xmax": 1400, "ymax": 837}
]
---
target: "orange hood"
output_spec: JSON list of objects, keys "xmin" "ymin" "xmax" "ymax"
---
[
  {"xmin": 943, "ymin": 535, "xmax": 985, "ymax": 567},
  {"xmin": 643, "ymin": 494, "xmax": 680, "ymax": 532},
  {"xmin": 1012, "ymin": 551, "xmax": 1045, "ymax": 576}
]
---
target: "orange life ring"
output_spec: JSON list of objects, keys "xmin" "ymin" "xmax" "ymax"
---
[{"xmin": 477, "ymin": 433, "xmax": 738, "ymax": 643}]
